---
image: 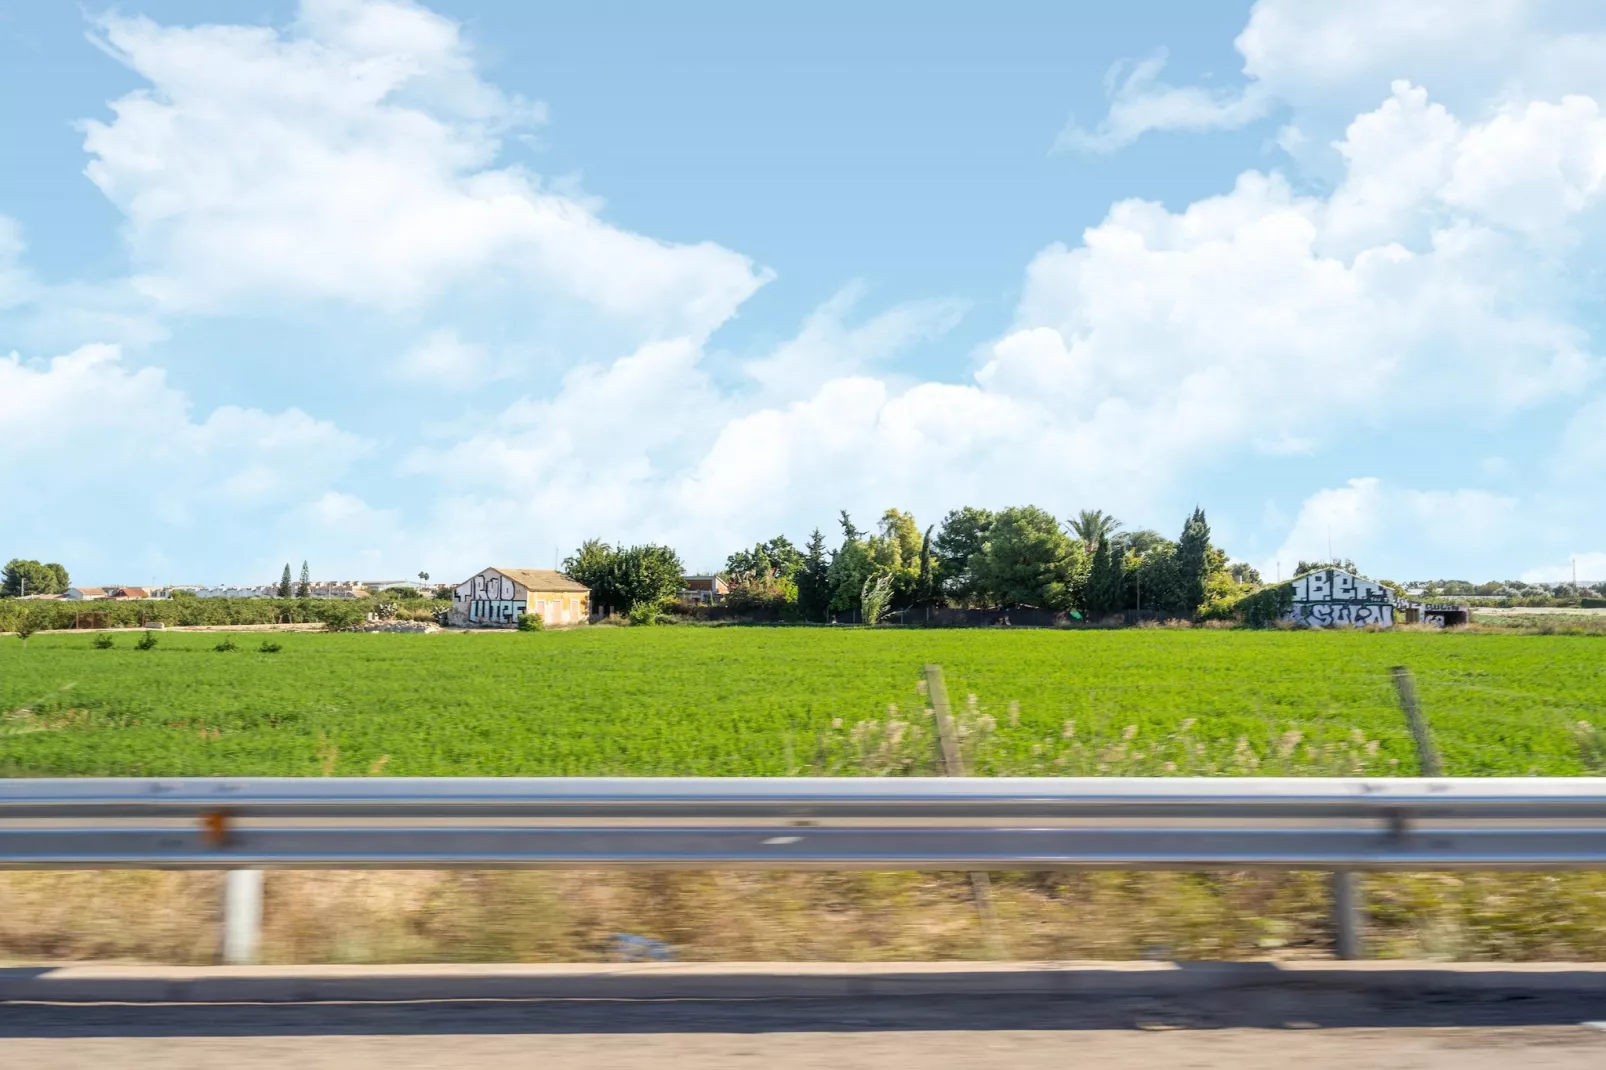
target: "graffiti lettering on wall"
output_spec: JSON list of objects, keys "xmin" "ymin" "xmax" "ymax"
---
[
  {"xmin": 469, "ymin": 599, "xmax": 524, "ymax": 624},
  {"xmin": 454, "ymin": 570, "xmax": 527, "ymax": 626},
  {"xmin": 1284, "ymin": 568, "xmax": 1401, "ymax": 629},
  {"xmin": 1292, "ymin": 602, "xmax": 1393, "ymax": 627}
]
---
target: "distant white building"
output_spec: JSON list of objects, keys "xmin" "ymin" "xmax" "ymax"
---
[{"xmin": 187, "ymin": 580, "xmax": 380, "ymax": 599}]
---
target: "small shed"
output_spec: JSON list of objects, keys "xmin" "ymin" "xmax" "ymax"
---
[
  {"xmin": 1422, "ymin": 603, "xmax": 1471, "ymax": 628},
  {"xmin": 448, "ymin": 567, "xmax": 590, "ymax": 628}
]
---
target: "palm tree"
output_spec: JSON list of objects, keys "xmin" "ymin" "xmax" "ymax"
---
[{"xmin": 1067, "ymin": 509, "xmax": 1122, "ymax": 553}]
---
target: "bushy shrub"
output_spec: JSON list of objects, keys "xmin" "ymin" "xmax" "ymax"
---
[
  {"xmin": 134, "ymin": 631, "xmax": 158, "ymax": 650},
  {"xmin": 1199, "ymin": 582, "xmax": 1295, "ymax": 627},
  {"xmin": 214, "ymin": 638, "xmax": 237, "ymax": 652},
  {"xmin": 627, "ymin": 601, "xmax": 660, "ymax": 626},
  {"xmin": 259, "ymin": 640, "xmax": 282, "ymax": 653},
  {"xmin": 723, "ymin": 579, "xmax": 797, "ymax": 614},
  {"xmin": 92, "ymin": 633, "xmax": 114, "ymax": 649},
  {"xmin": 516, "ymin": 612, "xmax": 544, "ymax": 632}
]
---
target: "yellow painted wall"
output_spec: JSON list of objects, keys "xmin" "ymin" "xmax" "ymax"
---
[{"xmin": 524, "ymin": 590, "xmax": 590, "ymax": 626}]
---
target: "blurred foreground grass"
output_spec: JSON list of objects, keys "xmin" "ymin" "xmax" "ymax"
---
[{"xmin": 6, "ymin": 869, "xmax": 1606, "ymax": 964}]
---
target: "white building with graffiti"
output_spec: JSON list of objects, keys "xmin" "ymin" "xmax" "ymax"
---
[
  {"xmin": 1286, "ymin": 568, "xmax": 1409, "ymax": 627},
  {"xmin": 448, "ymin": 567, "xmax": 591, "ymax": 628}
]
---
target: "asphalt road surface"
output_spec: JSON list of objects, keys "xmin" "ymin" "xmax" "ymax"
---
[{"xmin": 5, "ymin": 990, "xmax": 1606, "ymax": 1068}]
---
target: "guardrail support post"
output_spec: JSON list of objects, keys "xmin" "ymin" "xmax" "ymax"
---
[
  {"xmin": 1331, "ymin": 871, "xmax": 1363, "ymax": 960},
  {"xmin": 222, "ymin": 869, "xmax": 265, "ymax": 965}
]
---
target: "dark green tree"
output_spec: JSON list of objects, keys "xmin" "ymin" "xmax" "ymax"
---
[
  {"xmin": 1176, "ymin": 507, "xmax": 1212, "ymax": 616},
  {"xmin": 277, "ymin": 563, "xmax": 293, "ymax": 599},
  {"xmin": 563, "ymin": 538, "xmax": 614, "ymax": 587},
  {"xmin": 1124, "ymin": 534, "xmax": 1180, "ymax": 613},
  {"xmin": 607, "ymin": 544, "xmax": 686, "ymax": 613},
  {"xmin": 795, "ymin": 529, "xmax": 832, "ymax": 622},
  {"xmin": 725, "ymin": 536, "xmax": 804, "ymax": 585},
  {"xmin": 932, "ymin": 506, "xmax": 994, "ymax": 606},
  {"xmin": 916, "ymin": 525, "xmax": 935, "ymax": 607},
  {"xmin": 1085, "ymin": 535, "xmax": 1125, "ymax": 617},
  {"xmin": 564, "ymin": 541, "xmax": 684, "ymax": 615},
  {"xmin": 827, "ymin": 528, "xmax": 874, "ymax": 615},
  {"xmin": 970, "ymin": 505, "xmax": 1084, "ymax": 609},
  {"xmin": 296, "ymin": 560, "xmax": 311, "ymax": 598},
  {"xmin": 838, "ymin": 510, "xmax": 862, "ymax": 542},
  {"xmin": 2, "ymin": 559, "xmax": 69, "ymax": 597}
]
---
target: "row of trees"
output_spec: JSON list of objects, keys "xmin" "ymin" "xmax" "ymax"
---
[
  {"xmin": 2, "ymin": 559, "xmax": 70, "ymax": 598},
  {"xmin": 711, "ymin": 505, "xmax": 1243, "ymax": 622}
]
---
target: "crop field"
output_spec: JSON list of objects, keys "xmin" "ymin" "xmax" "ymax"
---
[{"xmin": 1, "ymin": 627, "xmax": 1604, "ymax": 778}]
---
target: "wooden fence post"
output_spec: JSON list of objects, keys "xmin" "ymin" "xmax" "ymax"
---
[
  {"xmin": 924, "ymin": 664, "xmax": 1006, "ymax": 959},
  {"xmin": 1391, "ymin": 665, "xmax": 1442, "ymax": 776}
]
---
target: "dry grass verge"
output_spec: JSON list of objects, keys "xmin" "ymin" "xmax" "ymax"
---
[{"xmin": 6, "ymin": 870, "xmax": 1606, "ymax": 965}]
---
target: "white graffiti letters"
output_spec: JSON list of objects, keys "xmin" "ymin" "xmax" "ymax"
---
[
  {"xmin": 1286, "ymin": 568, "xmax": 1401, "ymax": 629},
  {"xmin": 468, "ymin": 599, "xmax": 523, "ymax": 624}
]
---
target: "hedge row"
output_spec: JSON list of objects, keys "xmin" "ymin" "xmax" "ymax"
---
[{"xmin": 0, "ymin": 596, "xmax": 442, "ymax": 634}]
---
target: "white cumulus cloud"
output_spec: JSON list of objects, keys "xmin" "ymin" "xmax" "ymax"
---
[
  {"xmin": 81, "ymin": 0, "xmax": 768, "ymax": 339},
  {"xmin": 1066, "ymin": 0, "xmax": 1606, "ymax": 153},
  {"xmin": 1259, "ymin": 478, "xmax": 1520, "ymax": 580},
  {"xmin": 0, "ymin": 344, "xmax": 371, "ymax": 580}
]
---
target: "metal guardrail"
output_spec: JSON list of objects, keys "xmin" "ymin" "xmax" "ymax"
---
[{"xmin": 5, "ymin": 776, "xmax": 1606, "ymax": 870}]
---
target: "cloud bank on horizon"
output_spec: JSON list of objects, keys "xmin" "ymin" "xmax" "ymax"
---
[{"xmin": 2, "ymin": 0, "xmax": 1603, "ymax": 585}]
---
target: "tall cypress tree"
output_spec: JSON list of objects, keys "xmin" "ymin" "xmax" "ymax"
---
[
  {"xmin": 916, "ymin": 525, "xmax": 935, "ymax": 607},
  {"xmin": 296, "ymin": 560, "xmax": 311, "ymax": 598},
  {"xmin": 1086, "ymin": 535, "xmax": 1124, "ymax": 617},
  {"xmin": 277, "ymin": 563, "xmax": 293, "ymax": 599},
  {"xmin": 1177, "ymin": 507, "xmax": 1211, "ymax": 616},
  {"xmin": 796, "ymin": 528, "xmax": 831, "ymax": 622}
]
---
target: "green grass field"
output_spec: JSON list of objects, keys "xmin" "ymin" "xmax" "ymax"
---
[{"xmin": 2, "ymin": 627, "xmax": 1604, "ymax": 777}]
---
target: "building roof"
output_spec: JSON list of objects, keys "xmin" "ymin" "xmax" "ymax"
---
[
  {"xmin": 69, "ymin": 587, "xmax": 107, "ymax": 596},
  {"xmin": 491, "ymin": 568, "xmax": 590, "ymax": 593},
  {"xmin": 111, "ymin": 587, "xmax": 150, "ymax": 598},
  {"xmin": 684, "ymin": 575, "xmax": 728, "ymax": 591}
]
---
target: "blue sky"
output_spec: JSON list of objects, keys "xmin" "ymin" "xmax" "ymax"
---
[{"xmin": 2, "ymin": 0, "xmax": 1604, "ymax": 587}]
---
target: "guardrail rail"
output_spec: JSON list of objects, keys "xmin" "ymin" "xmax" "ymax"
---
[{"xmin": 6, "ymin": 776, "xmax": 1606, "ymax": 963}]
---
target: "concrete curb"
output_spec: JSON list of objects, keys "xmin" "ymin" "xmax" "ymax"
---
[{"xmin": 4, "ymin": 961, "xmax": 1606, "ymax": 1003}]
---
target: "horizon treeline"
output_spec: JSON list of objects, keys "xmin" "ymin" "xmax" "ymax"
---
[{"xmin": 706, "ymin": 505, "xmax": 1250, "ymax": 621}]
